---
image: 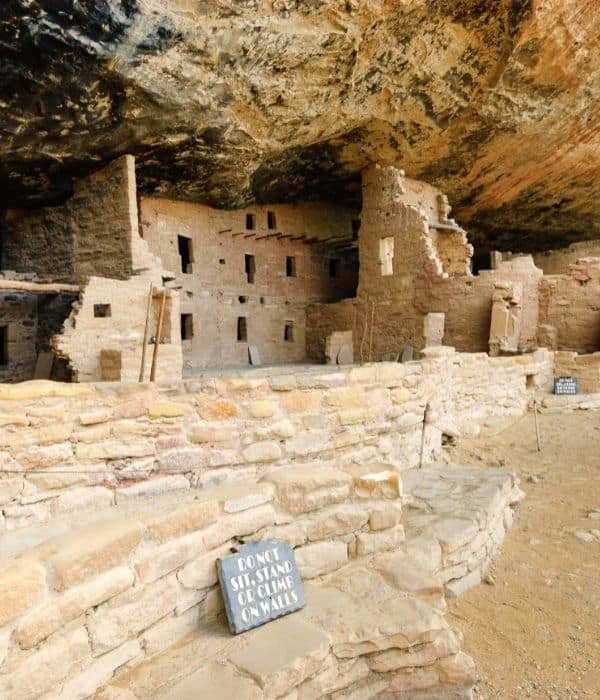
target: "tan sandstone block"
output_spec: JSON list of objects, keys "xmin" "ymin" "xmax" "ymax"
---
[
  {"xmin": 0, "ymin": 627, "xmax": 90, "ymax": 699},
  {"xmin": 0, "ymin": 476, "xmax": 23, "ymax": 506},
  {"xmin": 177, "ymin": 542, "xmax": 232, "ymax": 590},
  {"xmin": 344, "ymin": 464, "xmax": 402, "ymax": 500},
  {"xmin": 243, "ymin": 441, "xmax": 282, "ymax": 463},
  {"xmin": 295, "ymin": 541, "xmax": 348, "ymax": 578},
  {"xmin": 44, "ymin": 519, "xmax": 143, "ymax": 590},
  {"xmin": 325, "ymin": 387, "xmax": 366, "ymax": 409},
  {"xmin": 348, "ymin": 366, "xmax": 377, "ymax": 383},
  {"xmin": 202, "ymin": 505, "xmax": 276, "ymax": 550},
  {"xmin": 369, "ymin": 503, "xmax": 403, "ymax": 531},
  {"xmin": 0, "ymin": 414, "xmax": 28, "ymax": 426},
  {"xmin": 142, "ymin": 499, "xmax": 220, "ymax": 543},
  {"xmin": 134, "ymin": 530, "xmax": 206, "ymax": 583},
  {"xmin": 76, "ymin": 439, "xmax": 155, "ymax": 460},
  {"xmin": 14, "ymin": 567, "xmax": 134, "ymax": 649},
  {"xmin": 51, "ymin": 486, "xmax": 114, "ymax": 515},
  {"xmin": 160, "ymin": 659, "xmax": 262, "ymax": 700},
  {"xmin": 337, "ymin": 407, "xmax": 379, "ymax": 425},
  {"xmin": 197, "ymin": 399, "xmax": 239, "ymax": 420},
  {"xmin": 0, "ymin": 561, "xmax": 47, "ymax": 627},
  {"xmin": 37, "ymin": 422, "xmax": 73, "ymax": 444},
  {"xmin": 19, "ymin": 442, "xmax": 73, "ymax": 468},
  {"xmin": 0, "ymin": 380, "xmax": 92, "ymax": 400},
  {"xmin": 437, "ymin": 651, "xmax": 478, "ymax": 686},
  {"xmin": 229, "ymin": 616, "xmax": 331, "ymax": 698},
  {"xmin": 367, "ymin": 629, "xmax": 460, "ymax": 672},
  {"xmin": 188, "ymin": 425, "xmax": 238, "ymax": 443},
  {"xmin": 263, "ymin": 467, "xmax": 351, "ymax": 515},
  {"xmin": 334, "ymin": 428, "xmax": 365, "ymax": 449},
  {"xmin": 376, "ymin": 363, "xmax": 406, "ymax": 386},
  {"xmin": 307, "ymin": 505, "xmax": 369, "ymax": 541},
  {"xmin": 249, "ymin": 400, "xmax": 278, "ymax": 418},
  {"xmin": 88, "ymin": 576, "xmax": 180, "ymax": 655},
  {"xmin": 147, "ymin": 401, "xmax": 191, "ymax": 418},
  {"xmin": 355, "ymin": 525, "xmax": 406, "ymax": 556},
  {"xmin": 80, "ymin": 409, "xmax": 113, "ymax": 425},
  {"xmin": 281, "ymin": 391, "xmax": 321, "ymax": 413},
  {"xmin": 391, "ymin": 388, "xmax": 412, "ymax": 404},
  {"xmin": 55, "ymin": 639, "xmax": 141, "ymax": 700}
]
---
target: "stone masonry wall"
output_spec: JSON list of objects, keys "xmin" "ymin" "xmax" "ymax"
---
[
  {"xmin": 139, "ymin": 198, "xmax": 358, "ymax": 370},
  {"xmin": 307, "ymin": 165, "xmax": 548, "ymax": 359},
  {"xmin": 0, "ymin": 350, "xmax": 553, "ymax": 534},
  {"xmin": 533, "ymin": 240, "xmax": 600, "ymax": 275},
  {"xmin": 538, "ymin": 258, "xmax": 600, "ymax": 352},
  {"xmin": 2, "ymin": 156, "xmax": 135, "ymax": 283}
]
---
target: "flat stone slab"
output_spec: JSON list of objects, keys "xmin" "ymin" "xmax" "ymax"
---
[
  {"xmin": 228, "ymin": 615, "xmax": 330, "ymax": 698},
  {"xmin": 218, "ymin": 540, "xmax": 305, "ymax": 634}
]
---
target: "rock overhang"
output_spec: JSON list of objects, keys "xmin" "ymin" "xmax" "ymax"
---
[{"xmin": 0, "ymin": 0, "xmax": 598, "ymax": 253}]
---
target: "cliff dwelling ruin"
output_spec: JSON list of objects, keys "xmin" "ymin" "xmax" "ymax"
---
[{"xmin": 0, "ymin": 1, "xmax": 599, "ymax": 699}]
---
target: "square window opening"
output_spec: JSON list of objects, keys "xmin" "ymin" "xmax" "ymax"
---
[
  {"xmin": 93, "ymin": 304, "xmax": 111, "ymax": 318},
  {"xmin": 178, "ymin": 235, "xmax": 193, "ymax": 274},
  {"xmin": 284, "ymin": 321, "xmax": 294, "ymax": 342},
  {"xmin": 329, "ymin": 258, "xmax": 339, "ymax": 278},
  {"xmin": 181, "ymin": 313, "xmax": 194, "ymax": 341},
  {"xmin": 286, "ymin": 256, "xmax": 296, "ymax": 277},
  {"xmin": 238, "ymin": 296, "xmax": 248, "ymax": 304},
  {"xmin": 245, "ymin": 254, "xmax": 256, "ymax": 284},
  {"xmin": 245, "ymin": 213, "xmax": 256, "ymax": 230},
  {"xmin": 267, "ymin": 211, "xmax": 277, "ymax": 229},
  {"xmin": 237, "ymin": 317, "xmax": 248, "ymax": 342}
]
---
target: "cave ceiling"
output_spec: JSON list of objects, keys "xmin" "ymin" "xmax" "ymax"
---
[{"xmin": 0, "ymin": 0, "xmax": 599, "ymax": 253}]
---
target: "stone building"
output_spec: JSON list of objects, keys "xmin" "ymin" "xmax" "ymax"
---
[
  {"xmin": 1, "ymin": 156, "xmax": 600, "ymax": 699},
  {"xmin": 0, "ymin": 154, "xmax": 599, "ymax": 389}
]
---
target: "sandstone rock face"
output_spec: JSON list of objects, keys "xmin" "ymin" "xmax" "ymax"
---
[{"xmin": 1, "ymin": 1, "xmax": 598, "ymax": 250}]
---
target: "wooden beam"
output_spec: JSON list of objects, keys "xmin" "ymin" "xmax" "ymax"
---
[
  {"xmin": 0, "ymin": 280, "xmax": 81, "ymax": 294},
  {"xmin": 428, "ymin": 220, "xmax": 461, "ymax": 231},
  {"xmin": 255, "ymin": 232, "xmax": 281, "ymax": 240},
  {"xmin": 231, "ymin": 231, "xmax": 247, "ymax": 237},
  {"xmin": 217, "ymin": 228, "xmax": 232, "ymax": 234}
]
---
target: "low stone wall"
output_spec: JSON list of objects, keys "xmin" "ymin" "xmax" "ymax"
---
[
  {"xmin": 0, "ymin": 351, "xmax": 553, "ymax": 533},
  {"xmin": 0, "ymin": 464, "xmax": 405, "ymax": 699},
  {"xmin": 554, "ymin": 351, "xmax": 600, "ymax": 393}
]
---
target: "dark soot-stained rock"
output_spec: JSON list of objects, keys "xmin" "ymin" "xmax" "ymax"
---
[{"xmin": 0, "ymin": 1, "xmax": 598, "ymax": 253}]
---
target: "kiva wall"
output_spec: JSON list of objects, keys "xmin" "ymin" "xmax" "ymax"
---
[{"xmin": 0, "ymin": 349, "xmax": 553, "ymax": 533}]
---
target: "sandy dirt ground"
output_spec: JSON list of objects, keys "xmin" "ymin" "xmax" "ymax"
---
[{"xmin": 443, "ymin": 410, "xmax": 600, "ymax": 699}]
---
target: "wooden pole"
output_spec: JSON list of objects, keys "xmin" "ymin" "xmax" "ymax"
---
[
  {"xmin": 150, "ymin": 289, "xmax": 167, "ymax": 383},
  {"xmin": 359, "ymin": 302, "xmax": 369, "ymax": 365},
  {"xmin": 368, "ymin": 301, "xmax": 375, "ymax": 362},
  {"xmin": 533, "ymin": 399, "xmax": 542, "ymax": 452},
  {"xmin": 419, "ymin": 402, "xmax": 430, "ymax": 469},
  {"xmin": 138, "ymin": 284, "xmax": 154, "ymax": 382}
]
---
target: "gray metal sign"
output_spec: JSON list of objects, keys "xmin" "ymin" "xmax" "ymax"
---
[{"xmin": 217, "ymin": 540, "xmax": 305, "ymax": 634}]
